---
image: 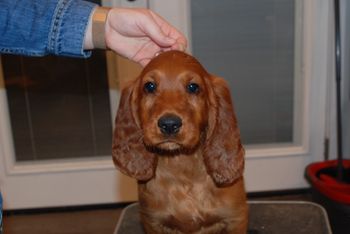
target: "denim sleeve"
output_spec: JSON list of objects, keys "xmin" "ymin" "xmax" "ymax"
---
[{"xmin": 0, "ymin": 0, "xmax": 97, "ymax": 58}]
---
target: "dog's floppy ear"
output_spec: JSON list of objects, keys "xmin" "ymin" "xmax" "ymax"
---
[
  {"xmin": 112, "ymin": 80, "xmax": 156, "ymax": 181},
  {"xmin": 203, "ymin": 76, "xmax": 245, "ymax": 187}
]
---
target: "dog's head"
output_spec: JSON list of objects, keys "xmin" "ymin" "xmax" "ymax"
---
[{"xmin": 112, "ymin": 51, "xmax": 244, "ymax": 186}]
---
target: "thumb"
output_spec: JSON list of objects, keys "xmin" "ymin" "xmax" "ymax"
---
[{"xmin": 141, "ymin": 18, "xmax": 175, "ymax": 47}]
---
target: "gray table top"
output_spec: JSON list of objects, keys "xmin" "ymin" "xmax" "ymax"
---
[{"xmin": 115, "ymin": 201, "xmax": 332, "ymax": 234}]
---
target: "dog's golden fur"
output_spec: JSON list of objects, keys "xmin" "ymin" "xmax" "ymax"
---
[{"xmin": 112, "ymin": 51, "xmax": 248, "ymax": 233}]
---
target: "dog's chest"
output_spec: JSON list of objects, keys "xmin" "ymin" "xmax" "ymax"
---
[{"xmin": 138, "ymin": 154, "xmax": 228, "ymax": 231}]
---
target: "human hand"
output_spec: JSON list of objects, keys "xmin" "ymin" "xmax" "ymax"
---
[{"xmin": 105, "ymin": 8, "xmax": 187, "ymax": 66}]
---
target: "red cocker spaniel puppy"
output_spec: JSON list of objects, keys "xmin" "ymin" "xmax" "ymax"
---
[{"xmin": 112, "ymin": 51, "xmax": 248, "ymax": 234}]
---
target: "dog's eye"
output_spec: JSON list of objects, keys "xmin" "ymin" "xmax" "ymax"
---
[
  {"xmin": 187, "ymin": 83, "xmax": 200, "ymax": 94},
  {"xmin": 144, "ymin": 82, "xmax": 157, "ymax": 93}
]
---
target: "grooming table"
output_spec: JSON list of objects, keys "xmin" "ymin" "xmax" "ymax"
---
[{"xmin": 114, "ymin": 201, "xmax": 332, "ymax": 234}]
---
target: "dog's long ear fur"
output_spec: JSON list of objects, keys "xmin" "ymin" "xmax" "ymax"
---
[
  {"xmin": 203, "ymin": 76, "xmax": 245, "ymax": 187},
  {"xmin": 112, "ymin": 81, "xmax": 156, "ymax": 181}
]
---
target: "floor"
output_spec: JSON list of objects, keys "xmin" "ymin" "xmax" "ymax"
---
[
  {"xmin": 3, "ymin": 205, "xmax": 124, "ymax": 234},
  {"xmin": 3, "ymin": 191, "xmax": 313, "ymax": 234}
]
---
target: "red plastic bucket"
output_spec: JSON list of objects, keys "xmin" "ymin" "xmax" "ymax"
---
[
  {"xmin": 305, "ymin": 160, "xmax": 350, "ymax": 234},
  {"xmin": 306, "ymin": 160, "xmax": 350, "ymax": 204}
]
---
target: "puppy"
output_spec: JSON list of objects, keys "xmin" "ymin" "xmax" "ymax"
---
[{"xmin": 112, "ymin": 51, "xmax": 248, "ymax": 234}]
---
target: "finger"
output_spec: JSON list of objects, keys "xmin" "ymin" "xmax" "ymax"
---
[
  {"xmin": 147, "ymin": 11, "xmax": 188, "ymax": 46},
  {"xmin": 139, "ymin": 58, "xmax": 151, "ymax": 67},
  {"xmin": 171, "ymin": 42, "xmax": 186, "ymax": 52},
  {"xmin": 131, "ymin": 41, "xmax": 161, "ymax": 66},
  {"xmin": 140, "ymin": 13, "xmax": 176, "ymax": 47},
  {"xmin": 149, "ymin": 12, "xmax": 188, "ymax": 51}
]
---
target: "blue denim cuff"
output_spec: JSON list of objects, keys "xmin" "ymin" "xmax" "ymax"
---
[{"xmin": 48, "ymin": 0, "xmax": 97, "ymax": 58}]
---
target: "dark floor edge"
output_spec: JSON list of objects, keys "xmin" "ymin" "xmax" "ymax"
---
[
  {"xmin": 3, "ymin": 202, "xmax": 133, "ymax": 216},
  {"xmin": 3, "ymin": 188, "xmax": 311, "ymax": 216},
  {"xmin": 247, "ymin": 188, "xmax": 311, "ymax": 198}
]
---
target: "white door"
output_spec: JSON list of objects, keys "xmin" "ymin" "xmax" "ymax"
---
[
  {"xmin": 0, "ymin": 0, "xmax": 147, "ymax": 210},
  {"xmin": 0, "ymin": 0, "xmax": 333, "ymax": 210},
  {"xmin": 150, "ymin": 0, "xmax": 333, "ymax": 192},
  {"xmin": 0, "ymin": 53, "xmax": 141, "ymax": 210}
]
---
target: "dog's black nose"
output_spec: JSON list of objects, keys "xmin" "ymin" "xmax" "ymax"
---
[{"xmin": 158, "ymin": 115, "xmax": 182, "ymax": 135}]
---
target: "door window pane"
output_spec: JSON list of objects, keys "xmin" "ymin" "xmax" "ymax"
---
[
  {"xmin": 191, "ymin": 0, "xmax": 295, "ymax": 145},
  {"xmin": 2, "ymin": 51, "xmax": 112, "ymax": 161}
]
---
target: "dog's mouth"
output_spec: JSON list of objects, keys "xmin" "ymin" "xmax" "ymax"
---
[
  {"xmin": 157, "ymin": 140, "xmax": 182, "ymax": 151},
  {"xmin": 145, "ymin": 140, "xmax": 197, "ymax": 156}
]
